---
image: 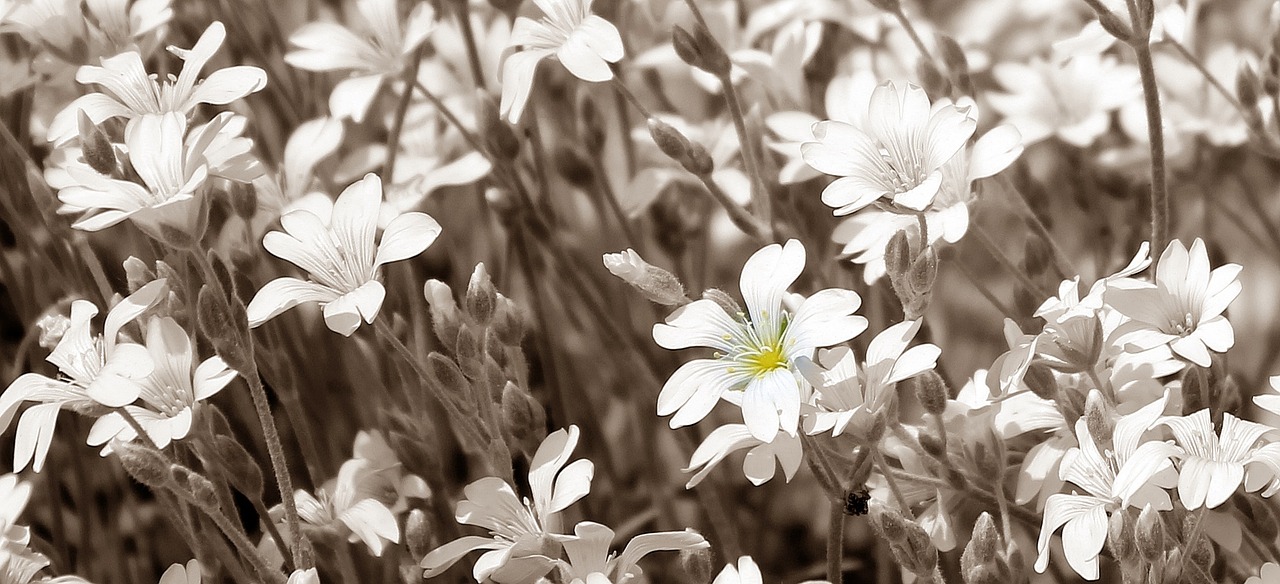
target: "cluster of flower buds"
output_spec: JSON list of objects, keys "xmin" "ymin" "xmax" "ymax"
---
[
  {"xmin": 885, "ymin": 228, "xmax": 938, "ymax": 320},
  {"xmin": 870, "ymin": 504, "xmax": 942, "ymax": 582}
]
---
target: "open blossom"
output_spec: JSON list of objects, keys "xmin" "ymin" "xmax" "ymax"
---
[
  {"xmin": 551, "ymin": 521, "xmax": 709, "ymax": 584},
  {"xmin": 801, "ymin": 81, "xmax": 977, "ymax": 215},
  {"xmin": 87, "ymin": 316, "xmax": 236, "ymax": 451},
  {"xmin": 284, "ymin": 0, "xmax": 436, "ymax": 122},
  {"xmin": 682, "ymin": 423, "xmax": 802, "ymax": 488},
  {"xmin": 1, "ymin": 0, "xmax": 171, "ymax": 72},
  {"xmin": 47, "ymin": 21, "xmax": 266, "ymax": 144},
  {"xmin": 987, "ymin": 54, "xmax": 1139, "ymax": 148},
  {"xmin": 288, "ymin": 458, "xmax": 401, "ymax": 556},
  {"xmin": 422, "ymin": 426, "xmax": 594, "ymax": 583},
  {"xmin": 0, "ymin": 280, "xmax": 165, "ymax": 472},
  {"xmin": 653, "ymin": 240, "xmax": 867, "ymax": 442},
  {"xmin": 246, "ymin": 173, "xmax": 442, "ymax": 336},
  {"xmin": 1035, "ymin": 392, "xmax": 1178, "ymax": 580},
  {"xmin": 1106, "ymin": 238, "xmax": 1241, "ymax": 367},
  {"xmin": 798, "ymin": 320, "xmax": 940, "ymax": 437},
  {"xmin": 1160, "ymin": 409, "xmax": 1280, "ymax": 509},
  {"xmin": 501, "ymin": 0, "xmax": 623, "ymax": 124}
]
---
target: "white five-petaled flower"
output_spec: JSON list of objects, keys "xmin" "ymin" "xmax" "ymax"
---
[
  {"xmin": 801, "ymin": 81, "xmax": 977, "ymax": 215},
  {"xmin": 1035, "ymin": 391, "xmax": 1178, "ymax": 580},
  {"xmin": 289, "ymin": 457, "xmax": 401, "ymax": 557},
  {"xmin": 421, "ymin": 425, "xmax": 594, "ymax": 583},
  {"xmin": 47, "ymin": 21, "xmax": 266, "ymax": 145},
  {"xmin": 653, "ymin": 239, "xmax": 867, "ymax": 443},
  {"xmin": 0, "ymin": 280, "xmax": 166, "ymax": 472},
  {"xmin": 1160, "ymin": 409, "xmax": 1280, "ymax": 510},
  {"xmin": 284, "ymin": 0, "xmax": 436, "ymax": 123},
  {"xmin": 246, "ymin": 173, "xmax": 442, "ymax": 336},
  {"xmin": 1106, "ymin": 238, "xmax": 1241, "ymax": 367},
  {"xmin": 87, "ymin": 316, "xmax": 236, "ymax": 451},
  {"xmin": 798, "ymin": 319, "xmax": 940, "ymax": 438},
  {"xmin": 551, "ymin": 521, "xmax": 709, "ymax": 584},
  {"xmin": 500, "ymin": 0, "xmax": 623, "ymax": 124}
]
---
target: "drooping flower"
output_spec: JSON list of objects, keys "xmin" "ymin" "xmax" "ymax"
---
[
  {"xmin": 652, "ymin": 239, "xmax": 867, "ymax": 442},
  {"xmin": 246, "ymin": 173, "xmax": 442, "ymax": 336},
  {"xmin": 1106, "ymin": 238, "xmax": 1241, "ymax": 367},
  {"xmin": 0, "ymin": 280, "xmax": 166, "ymax": 472},
  {"xmin": 1160, "ymin": 409, "xmax": 1280, "ymax": 510},
  {"xmin": 801, "ymin": 81, "xmax": 977, "ymax": 215},
  {"xmin": 46, "ymin": 21, "xmax": 266, "ymax": 144},
  {"xmin": 500, "ymin": 0, "xmax": 623, "ymax": 124},
  {"xmin": 87, "ymin": 316, "xmax": 236, "ymax": 451},
  {"xmin": 551, "ymin": 521, "xmax": 709, "ymax": 584},
  {"xmin": 682, "ymin": 423, "xmax": 802, "ymax": 488},
  {"xmin": 421, "ymin": 426, "xmax": 594, "ymax": 583},
  {"xmin": 1035, "ymin": 392, "xmax": 1178, "ymax": 580},
  {"xmin": 799, "ymin": 320, "xmax": 940, "ymax": 437},
  {"xmin": 284, "ymin": 0, "xmax": 437, "ymax": 122}
]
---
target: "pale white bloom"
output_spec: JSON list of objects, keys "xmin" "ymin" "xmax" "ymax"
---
[
  {"xmin": 798, "ymin": 320, "xmax": 940, "ymax": 437},
  {"xmin": 713, "ymin": 557, "xmax": 762, "ymax": 584},
  {"xmin": 0, "ymin": 541, "xmax": 50, "ymax": 584},
  {"xmin": 1246, "ymin": 562, "xmax": 1280, "ymax": 584},
  {"xmin": 0, "ymin": 280, "xmax": 165, "ymax": 472},
  {"xmin": 501, "ymin": 0, "xmax": 623, "ymax": 124},
  {"xmin": 552, "ymin": 521, "xmax": 709, "ymax": 584},
  {"xmin": 1035, "ymin": 392, "xmax": 1178, "ymax": 580},
  {"xmin": 1, "ymin": 0, "xmax": 171, "ymax": 71},
  {"xmin": 801, "ymin": 81, "xmax": 977, "ymax": 215},
  {"xmin": 1160, "ymin": 409, "xmax": 1280, "ymax": 509},
  {"xmin": 602, "ymin": 249, "xmax": 649, "ymax": 284},
  {"xmin": 0, "ymin": 475, "xmax": 31, "ymax": 545},
  {"xmin": 1107, "ymin": 238, "xmax": 1241, "ymax": 367},
  {"xmin": 290, "ymin": 458, "xmax": 401, "ymax": 556},
  {"xmin": 87, "ymin": 316, "xmax": 236, "ymax": 451},
  {"xmin": 246, "ymin": 173, "xmax": 442, "ymax": 336},
  {"xmin": 421, "ymin": 426, "xmax": 594, "ymax": 583},
  {"xmin": 284, "ymin": 0, "xmax": 437, "ymax": 122},
  {"xmin": 158, "ymin": 560, "xmax": 200, "ymax": 584},
  {"xmin": 1254, "ymin": 376, "xmax": 1280, "ymax": 418},
  {"xmin": 988, "ymin": 54, "xmax": 1139, "ymax": 147},
  {"xmin": 47, "ymin": 21, "xmax": 266, "ymax": 144},
  {"xmin": 286, "ymin": 568, "xmax": 320, "ymax": 584},
  {"xmin": 767, "ymin": 70, "xmax": 877, "ymax": 185},
  {"xmin": 653, "ymin": 240, "xmax": 867, "ymax": 442},
  {"xmin": 682, "ymin": 424, "xmax": 802, "ymax": 488}
]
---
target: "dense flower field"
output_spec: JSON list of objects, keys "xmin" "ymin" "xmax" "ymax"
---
[{"xmin": 2, "ymin": 0, "xmax": 1280, "ymax": 582}]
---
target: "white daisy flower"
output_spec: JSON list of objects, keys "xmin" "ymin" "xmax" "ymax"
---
[
  {"xmin": 652, "ymin": 239, "xmax": 867, "ymax": 442},
  {"xmin": 1160, "ymin": 409, "xmax": 1280, "ymax": 510}
]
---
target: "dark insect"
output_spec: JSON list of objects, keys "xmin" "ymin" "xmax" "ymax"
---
[{"xmin": 844, "ymin": 489, "xmax": 871, "ymax": 516}]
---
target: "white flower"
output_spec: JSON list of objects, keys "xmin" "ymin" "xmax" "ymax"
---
[
  {"xmin": 0, "ymin": 280, "xmax": 165, "ymax": 472},
  {"xmin": 421, "ymin": 426, "xmax": 594, "ymax": 583},
  {"xmin": 1035, "ymin": 391, "xmax": 1178, "ymax": 580},
  {"xmin": 1254, "ymin": 376, "xmax": 1280, "ymax": 418},
  {"xmin": 47, "ymin": 21, "xmax": 266, "ymax": 144},
  {"xmin": 0, "ymin": 540, "xmax": 49, "ymax": 584},
  {"xmin": 51, "ymin": 112, "xmax": 260, "ymax": 236},
  {"xmin": 246, "ymin": 173, "xmax": 442, "ymax": 336},
  {"xmin": 158, "ymin": 560, "xmax": 200, "ymax": 584},
  {"xmin": 1, "ymin": 0, "xmax": 171, "ymax": 72},
  {"xmin": 552, "ymin": 521, "xmax": 709, "ymax": 584},
  {"xmin": 284, "ymin": 0, "xmax": 436, "ymax": 122},
  {"xmin": 86, "ymin": 316, "xmax": 236, "ymax": 451},
  {"xmin": 290, "ymin": 458, "xmax": 401, "ymax": 556},
  {"xmin": 682, "ymin": 423, "xmax": 802, "ymax": 488},
  {"xmin": 286, "ymin": 568, "xmax": 320, "ymax": 584},
  {"xmin": 0, "ymin": 475, "xmax": 31, "ymax": 545},
  {"xmin": 1246, "ymin": 562, "xmax": 1280, "ymax": 584},
  {"xmin": 801, "ymin": 81, "xmax": 977, "ymax": 215},
  {"xmin": 987, "ymin": 54, "xmax": 1139, "ymax": 148},
  {"xmin": 798, "ymin": 320, "xmax": 939, "ymax": 437},
  {"xmin": 500, "ymin": 0, "xmax": 623, "ymax": 124},
  {"xmin": 1107, "ymin": 238, "xmax": 1241, "ymax": 367},
  {"xmin": 713, "ymin": 557, "xmax": 762, "ymax": 584},
  {"xmin": 1160, "ymin": 409, "xmax": 1280, "ymax": 509},
  {"xmin": 653, "ymin": 239, "xmax": 867, "ymax": 442}
]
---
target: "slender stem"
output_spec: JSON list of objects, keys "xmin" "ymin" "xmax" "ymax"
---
[
  {"xmin": 996, "ymin": 175, "xmax": 1077, "ymax": 277},
  {"xmin": 969, "ymin": 224, "xmax": 1047, "ymax": 297},
  {"xmin": 801, "ymin": 434, "xmax": 843, "ymax": 502},
  {"xmin": 609, "ymin": 75, "xmax": 652, "ymax": 118},
  {"xmin": 116, "ymin": 407, "xmax": 160, "ymax": 451},
  {"xmin": 384, "ymin": 45, "xmax": 426, "ymax": 184},
  {"xmin": 718, "ymin": 74, "xmax": 771, "ymax": 229},
  {"xmin": 952, "ymin": 259, "xmax": 1017, "ymax": 319},
  {"xmin": 872, "ymin": 450, "xmax": 914, "ymax": 518},
  {"xmin": 453, "ymin": 0, "xmax": 487, "ymax": 90},
  {"xmin": 589, "ymin": 155, "xmax": 642, "ymax": 251},
  {"xmin": 1126, "ymin": 11, "xmax": 1170, "ymax": 262},
  {"xmin": 696, "ymin": 173, "xmax": 770, "ymax": 242},
  {"xmin": 827, "ymin": 501, "xmax": 845, "ymax": 584},
  {"xmin": 890, "ymin": 7, "xmax": 934, "ymax": 63},
  {"xmin": 1162, "ymin": 37, "xmax": 1246, "ymax": 115},
  {"xmin": 186, "ymin": 488, "xmax": 286, "ymax": 584},
  {"xmin": 241, "ymin": 370, "xmax": 306, "ymax": 570}
]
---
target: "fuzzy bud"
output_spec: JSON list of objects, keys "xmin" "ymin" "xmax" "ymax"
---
[
  {"xmin": 912, "ymin": 370, "xmax": 949, "ymax": 416},
  {"xmin": 229, "ymin": 182, "xmax": 258, "ymax": 220},
  {"xmin": 865, "ymin": 0, "xmax": 901, "ymax": 12},
  {"xmin": 682, "ymin": 141, "xmax": 715, "ymax": 176},
  {"xmin": 885, "ymin": 231, "xmax": 913, "ymax": 280},
  {"xmin": 406, "ymin": 509, "xmax": 432, "ymax": 560},
  {"xmin": 428, "ymin": 353, "xmax": 469, "ymax": 394},
  {"xmin": 214, "ymin": 435, "xmax": 263, "ymax": 499},
  {"xmin": 909, "ymin": 249, "xmax": 938, "ymax": 294},
  {"xmin": 870, "ymin": 504, "xmax": 910, "ymax": 543},
  {"xmin": 1023, "ymin": 362, "xmax": 1058, "ymax": 401},
  {"xmin": 424, "ymin": 279, "xmax": 463, "ymax": 350},
  {"xmin": 672, "ymin": 26, "xmax": 701, "ymax": 69},
  {"xmin": 604, "ymin": 249, "xmax": 688, "ymax": 306},
  {"xmin": 116, "ymin": 441, "xmax": 173, "ymax": 489},
  {"xmin": 170, "ymin": 464, "xmax": 219, "ymax": 507},
  {"xmin": 454, "ymin": 325, "xmax": 485, "ymax": 378},
  {"xmin": 1107, "ymin": 509, "xmax": 1136, "ymax": 562},
  {"xmin": 77, "ymin": 110, "xmax": 116, "ymax": 175},
  {"xmin": 1238, "ymin": 63, "xmax": 1263, "ymax": 111},
  {"xmin": 197, "ymin": 285, "xmax": 253, "ymax": 374},
  {"xmin": 465, "ymin": 263, "xmax": 497, "ymax": 325},
  {"xmin": 936, "ymin": 34, "xmax": 972, "ymax": 95},
  {"xmin": 1083, "ymin": 391, "xmax": 1115, "ymax": 446},
  {"xmin": 1135, "ymin": 504, "xmax": 1165, "ymax": 562},
  {"xmin": 491, "ymin": 295, "xmax": 525, "ymax": 347},
  {"xmin": 918, "ymin": 430, "xmax": 947, "ymax": 459},
  {"xmin": 962, "ymin": 512, "xmax": 1001, "ymax": 570},
  {"xmin": 691, "ymin": 25, "xmax": 731, "ymax": 77},
  {"xmin": 1096, "ymin": 9, "xmax": 1134, "ymax": 43},
  {"xmin": 1180, "ymin": 366, "xmax": 1207, "ymax": 415},
  {"xmin": 501, "ymin": 382, "xmax": 543, "ymax": 439},
  {"xmin": 123, "ymin": 257, "xmax": 154, "ymax": 293},
  {"xmin": 680, "ymin": 546, "xmax": 714, "ymax": 583},
  {"xmin": 648, "ymin": 118, "xmax": 693, "ymax": 164},
  {"xmin": 702, "ymin": 289, "xmax": 743, "ymax": 316},
  {"xmin": 899, "ymin": 522, "xmax": 939, "ymax": 575}
]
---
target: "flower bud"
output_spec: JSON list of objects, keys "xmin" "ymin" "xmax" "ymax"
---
[
  {"xmin": 648, "ymin": 118, "xmax": 693, "ymax": 164},
  {"xmin": 936, "ymin": 34, "xmax": 972, "ymax": 95},
  {"xmin": 885, "ymin": 231, "xmax": 913, "ymax": 280},
  {"xmin": 477, "ymin": 91, "xmax": 520, "ymax": 160},
  {"xmin": 215, "ymin": 435, "xmax": 263, "ymax": 499},
  {"xmin": 912, "ymin": 370, "xmax": 949, "ymax": 416},
  {"xmin": 1135, "ymin": 504, "xmax": 1165, "ymax": 563},
  {"xmin": 900, "ymin": 523, "xmax": 939, "ymax": 574},
  {"xmin": 909, "ymin": 249, "xmax": 938, "ymax": 294},
  {"xmin": 1022, "ymin": 235, "xmax": 1053, "ymax": 277},
  {"xmin": 501, "ymin": 382, "xmax": 543, "ymax": 440},
  {"xmin": 1107, "ymin": 509, "xmax": 1136, "ymax": 562},
  {"xmin": 1180, "ymin": 366, "xmax": 1207, "ymax": 415},
  {"xmin": 1096, "ymin": 9, "xmax": 1134, "ymax": 43},
  {"xmin": 682, "ymin": 141, "xmax": 715, "ymax": 176},
  {"xmin": 454, "ymin": 324, "xmax": 485, "ymax": 379},
  {"xmin": 197, "ymin": 285, "xmax": 253, "ymax": 374},
  {"xmin": 36, "ymin": 310, "xmax": 71, "ymax": 350},
  {"xmin": 961, "ymin": 512, "xmax": 1000, "ymax": 571},
  {"xmin": 692, "ymin": 25, "xmax": 731, "ymax": 77},
  {"xmin": 1023, "ymin": 362, "xmax": 1058, "ymax": 401},
  {"xmin": 405, "ymin": 509, "xmax": 432, "ymax": 560},
  {"xmin": 603, "ymin": 249, "xmax": 688, "ymax": 306},
  {"xmin": 918, "ymin": 430, "xmax": 947, "ymax": 459},
  {"xmin": 465, "ymin": 263, "xmax": 497, "ymax": 325},
  {"xmin": 1083, "ymin": 390, "xmax": 1114, "ymax": 446},
  {"xmin": 424, "ymin": 279, "xmax": 463, "ymax": 350},
  {"xmin": 870, "ymin": 503, "xmax": 910, "ymax": 543},
  {"xmin": 170, "ymin": 464, "xmax": 219, "ymax": 508},
  {"xmin": 1241, "ymin": 496, "xmax": 1280, "ymax": 541},
  {"xmin": 229, "ymin": 182, "xmax": 258, "ymax": 220},
  {"xmin": 865, "ymin": 0, "xmax": 901, "ymax": 12},
  {"xmin": 672, "ymin": 26, "xmax": 701, "ymax": 69},
  {"xmin": 1239, "ymin": 63, "xmax": 1263, "ymax": 112},
  {"xmin": 702, "ymin": 289, "xmax": 743, "ymax": 317},
  {"xmin": 116, "ymin": 441, "xmax": 172, "ymax": 489},
  {"xmin": 680, "ymin": 546, "xmax": 714, "ymax": 583},
  {"xmin": 77, "ymin": 110, "xmax": 116, "ymax": 175},
  {"xmin": 427, "ymin": 353, "xmax": 469, "ymax": 394},
  {"xmin": 491, "ymin": 295, "xmax": 525, "ymax": 347}
]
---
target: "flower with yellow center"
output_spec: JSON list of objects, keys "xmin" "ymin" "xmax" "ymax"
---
[{"xmin": 653, "ymin": 240, "xmax": 867, "ymax": 442}]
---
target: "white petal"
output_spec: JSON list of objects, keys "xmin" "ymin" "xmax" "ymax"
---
[
  {"xmin": 374, "ymin": 212, "xmax": 441, "ymax": 268},
  {"xmin": 322, "ymin": 281, "xmax": 386, "ymax": 335},
  {"xmin": 246, "ymin": 277, "xmax": 340, "ymax": 327}
]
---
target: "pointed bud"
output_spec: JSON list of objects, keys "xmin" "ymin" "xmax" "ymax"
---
[
  {"xmin": 197, "ymin": 285, "xmax": 253, "ymax": 374},
  {"xmin": 214, "ymin": 435, "xmax": 263, "ymax": 499},
  {"xmin": 936, "ymin": 34, "xmax": 972, "ymax": 95},
  {"xmin": 1135, "ymin": 504, "xmax": 1165, "ymax": 562},
  {"xmin": 962, "ymin": 512, "xmax": 1000, "ymax": 570},
  {"xmin": 116, "ymin": 441, "xmax": 173, "ymax": 489},
  {"xmin": 702, "ymin": 289, "xmax": 743, "ymax": 316},
  {"xmin": 918, "ymin": 430, "xmax": 947, "ymax": 459},
  {"xmin": 465, "ymin": 263, "xmax": 497, "ymax": 325},
  {"xmin": 170, "ymin": 464, "xmax": 219, "ymax": 508},
  {"xmin": 501, "ymin": 382, "xmax": 543, "ymax": 441},
  {"xmin": 1181, "ymin": 366, "xmax": 1206, "ymax": 415},
  {"xmin": 682, "ymin": 141, "xmax": 715, "ymax": 176},
  {"xmin": 912, "ymin": 370, "xmax": 949, "ymax": 416},
  {"xmin": 1108, "ymin": 509, "xmax": 1136, "ymax": 562},
  {"xmin": 77, "ymin": 110, "xmax": 116, "ymax": 175},
  {"xmin": 692, "ymin": 25, "xmax": 731, "ymax": 77},
  {"xmin": 604, "ymin": 249, "xmax": 688, "ymax": 306},
  {"xmin": 1096, "ymin": 9, "xmax": 1134, "ymax": 43},
  {"xmin": 917, "ymin": 58, "xmax": 950, "ymax": 100},
  {"xmin": 453, "ymin": 325, "xmax": 485, "ymax": 379},
  {"xmin": 405, "ymin": 509, "xmax": 432, "ymax": 560},
  {"xmin": 1023, "ymin": 362, "xmax": 1058, "ymax": 400},
  {"xmin": 1022, "ymin": 235, "xmax": 1053, "ymax": 277},
  {"xmin": 870, "ymin": 504, "xmax": 910, "ymax": 543},
  {"xmin": 424, "ymin": 279, "xmax": 463, "ymax": 350},
  {"xmin": 909, "ymin": 249, "xmax": 938, "ymax": 294},
  {"xmin": 1084, "ymin": 390, "xmax": 1114, "ymax": 446},
  {"xmin": 427, "ymin": 353, "xmax": 469, "ymax": 394},
  {"xmin": 865, "ymin": 0, "xmax": 901, "ymax": 12},
  {"xmin": 672, "ymin": 26, "xmax": 701, "ymax": 69},
  {"xmin": 491, "ymin": 295, "xmax": 525, "ymax": 347},
  {"xmin": 885, "ymin": 231, "xmax": 913, "ymax": 280},
  {"xmin": 229, "ymin": 182, "xmax": 258, "ymax": 220},
  {"xmin": 680, "ymin": 547, "xmax": 714, "ymax": 583},
  {"xmin": 648, "ymin": 118, "xmax": 694, "ymax": 164}
]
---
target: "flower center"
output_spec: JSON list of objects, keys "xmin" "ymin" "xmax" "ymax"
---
[
  {"xmin": 1169, "ymin": 312, "xmax": 1196, "ymax": 336},
  {"xmin": 740, "ymin": 343, "xmax": 788, "ymax": 378}
]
